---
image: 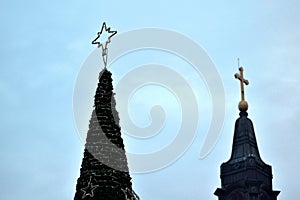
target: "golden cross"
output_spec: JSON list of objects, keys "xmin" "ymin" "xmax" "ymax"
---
[{"xmin": 234, "ymin": 67, "xmax": 249, "ymax": 101}]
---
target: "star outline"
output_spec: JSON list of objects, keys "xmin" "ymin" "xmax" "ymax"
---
[
  {"xmin": 81, "ymin": 176, "xmax": 99, "ymax": 199},
  {"xmin": 92, "ymin": 22, "xmax": 117, "ymax": 50}
]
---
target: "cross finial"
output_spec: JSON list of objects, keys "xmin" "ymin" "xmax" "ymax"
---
[{"xmin": 234, "ymin": 67, "xmax": 249, "ymax": 111}]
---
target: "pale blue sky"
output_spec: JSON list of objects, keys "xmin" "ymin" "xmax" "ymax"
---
[{"xmin": 1, "ymin": 0, "xmax": 300, "ymax": 199}]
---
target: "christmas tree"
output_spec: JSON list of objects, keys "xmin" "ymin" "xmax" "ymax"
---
[{"xmin": 74, "ymin": 69, "xmax": 139, "ymax": 200}]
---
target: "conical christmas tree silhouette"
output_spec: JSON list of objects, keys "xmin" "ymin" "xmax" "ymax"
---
[{"xmin": 74, "ymin": 69, "xmax": 139, "ymax": 200}]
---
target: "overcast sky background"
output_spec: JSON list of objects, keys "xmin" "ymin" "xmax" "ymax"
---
[{"xmin": 1, "ymin": 0, "xmax": 300, "ymax": 199}]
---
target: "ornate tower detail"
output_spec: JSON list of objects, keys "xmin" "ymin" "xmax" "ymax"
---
[{"xmin": 214, "ymin": 67, "xmax": 280, "ymax": 200}]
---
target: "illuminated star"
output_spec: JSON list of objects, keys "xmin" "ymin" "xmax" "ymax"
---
[
  {"xmin": 92, "ymin": 22, "xmax": 117, "ymax": 50},
  {"xmin": 81, "ymin": 176, "xmax": 99, "ymax": 198}
]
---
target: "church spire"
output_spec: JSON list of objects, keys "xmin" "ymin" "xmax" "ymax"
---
[
  {"xmin": 230, "ymin": 67, "xmax": 263, "ymax": 162},
  {"xmin": 214, "ymin": 66, "xmax": 280, "ymax": 200}
]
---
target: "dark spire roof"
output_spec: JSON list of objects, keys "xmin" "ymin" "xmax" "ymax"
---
[
  {"xmin": 227, "ymin": 111, "xmax": 263, "ymax": 165},
  {"xmin": 220, "ymin": 111, "xmax": 273, "ymax": 188},
  {"xmin": 215, "ymin": 111, "xmax": 280, "ymax": 199}
]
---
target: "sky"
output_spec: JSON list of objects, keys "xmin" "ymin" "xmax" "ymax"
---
[{"xmin": 0, "ymin": 0, "xmax": 300, "ymax": 199}]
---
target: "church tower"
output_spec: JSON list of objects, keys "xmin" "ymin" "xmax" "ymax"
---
[{"xmin": 214, "ymin": 67, "xmax": 280, "ymax": 200}]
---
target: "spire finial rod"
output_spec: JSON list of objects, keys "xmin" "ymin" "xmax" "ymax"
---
[
  {"xmin": 234, "ymin": 66, "xmax": 249, "ymax": 111},
  {"xmin": 92, "ymin": 22, "xmax": 117, "ymax": 68}
]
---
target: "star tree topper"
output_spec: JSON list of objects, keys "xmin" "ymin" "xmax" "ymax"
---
[{"xmin": 92, "ymin": 22, "xmax": 117, "ymax": 67}]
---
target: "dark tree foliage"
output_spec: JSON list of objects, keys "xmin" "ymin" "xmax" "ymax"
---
[{"xmin": 74, "ymin": 69, "xmax": 139, "ymax": 200}]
